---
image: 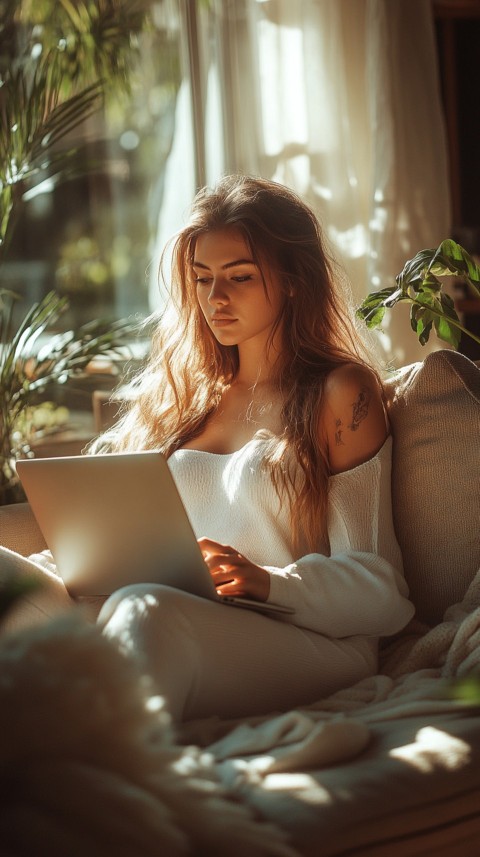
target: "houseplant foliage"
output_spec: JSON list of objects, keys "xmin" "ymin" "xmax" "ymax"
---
[
  {"xmin": 0, "ymin": 0, "xmax": 150, "ymax": 259},
  {"xmin": 357, "ymin": 238, "xmax": 480, "ymax": 350},
  {"xmin": 0, "ymin": 0, "xmax": 151, "ymax": 503},
  {"xmin": 358, "ymin": 240, "xmax": 480, "ymax": 705},
  {"xmin": 0, "ymin": 288, "xmax": 137, "ymax": 503}
]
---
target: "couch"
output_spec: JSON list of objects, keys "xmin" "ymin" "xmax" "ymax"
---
[{"xmin": 1, "ymin": 348, "xmax": 479, "ymax": 856}]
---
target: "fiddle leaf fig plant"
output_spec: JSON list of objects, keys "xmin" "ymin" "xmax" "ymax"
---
[{"xmin": 357, "ymin": 239, "xmax": 480, "ymax": 350}]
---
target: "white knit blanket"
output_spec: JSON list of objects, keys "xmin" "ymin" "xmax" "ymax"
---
[
  {"xmin": 2, "ymin": 546, "xmax": 480, "ymax": 856},
  {"xmin": 181, "ymin": 566, "xmax": 480, "ymax": 776},
  {"xmin": 3, "ymin": 543, "xmax": 480, "ymax": 772}
]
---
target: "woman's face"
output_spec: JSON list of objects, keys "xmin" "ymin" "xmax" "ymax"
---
[{"xmin": 192, "ymin": 227, "xmax": 285, "ymax": 352}]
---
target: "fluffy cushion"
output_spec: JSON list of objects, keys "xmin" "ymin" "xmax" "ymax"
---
[
  {"xmin": 385, "ymin": 349, "xmax": 480, "ymax": 626},
  {"xmin": 0, "ymin": 616, "xmax": 293, "ymax": 857}
]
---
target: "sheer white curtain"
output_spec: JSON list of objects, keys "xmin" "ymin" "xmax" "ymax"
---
[
  {"xmin": 364, "ymin": 0, "xmax": 452, "ymax": 364},
  {"xmin": 152, "ymin": 0, "xmax": 451, "ymax": 366}
]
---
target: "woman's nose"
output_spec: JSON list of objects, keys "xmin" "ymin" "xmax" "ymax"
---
[{"xmin": 207, "ymin": 278, "xmax": 229, "ymax": 305}]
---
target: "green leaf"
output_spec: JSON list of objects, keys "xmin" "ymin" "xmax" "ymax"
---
[
  {"xmin": 356, "ymin": 286, "xmax": 403, "ymax": 328},
  {"xmin": 0, "ymin": 63, "xmax": 103, "ymax": 250},
  {"xmin": 356, "ymin": 302, "xmax": 386, "ymax": 329},
  {"xmin": 432, "ymin": 292, "xmax": 462, "ymax": 349},
  {"xmin": 419, "ymin": 321, "xmax": 433, "ymax": 345},
  {"xmin": 1, "ymin": 288, "xmax": 138, "ymax": 413},
  {"xmin": 432, "ymin": 239, "xmax": 480, "ymax": 297},
  {"xmin": 433, "ymin": 315, "xmax": 461, "ymax": 350},
  {"xmin": 396, "ymin": 248, "xmax": 437, "ymax": 292},
  {"xmin": 357, "ymin": 238, "xmax": 480, "ymax": 350},
  {"xmin": 410, "ymin": 296, "xmax": 435, "ymax": 344},
  {"xmin": 448, "ymin": 676, "xmax": 480, "ymax": 704}
]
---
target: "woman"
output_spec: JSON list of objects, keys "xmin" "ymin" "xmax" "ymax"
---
[{"xmin": 96, "ymin": 175, "xmax": 414, "ymax": 723}]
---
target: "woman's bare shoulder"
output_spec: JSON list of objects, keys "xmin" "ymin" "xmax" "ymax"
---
[{"xmin": 320, "ymin": 363, "xmax": 388, "ymax": 475}]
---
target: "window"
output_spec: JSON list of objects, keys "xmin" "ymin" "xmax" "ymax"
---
[
  {"xmin": 2, "ymin": 1, "xmax": 453, "ymax": 368},
  {"xmin": 2, "ymin": 0, "xmax": 185, "ymax": 331},
  {"xmin": 2, "ymin": 0, "xmax": 271, "ymax": 332}
]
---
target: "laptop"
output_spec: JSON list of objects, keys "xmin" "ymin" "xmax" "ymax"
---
[{"xmin": 16, "ymin": 451, "xmax": 294, "ymax": 616}]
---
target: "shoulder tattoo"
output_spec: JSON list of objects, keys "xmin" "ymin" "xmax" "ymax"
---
[
  {"xmin": 334, "ymin": 418, "xmax": 345, "ymax": 446},
  {"xmin": 332, "ymin": 384, "xmax": 372, "ymax": 445},
  {"xmin": 348, "ymin": 386, "xmax": 371, "ymax": 431}
]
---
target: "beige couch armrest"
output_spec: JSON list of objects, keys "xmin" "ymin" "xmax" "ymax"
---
[{"xmin": 0, "ymin": 503, "xmax": 46, "ymax": 556}]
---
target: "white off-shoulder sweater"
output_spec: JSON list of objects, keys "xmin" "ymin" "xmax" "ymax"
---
[{"xmin": 168, "ymin": 435, "xmax": 414, "ymax": 638}]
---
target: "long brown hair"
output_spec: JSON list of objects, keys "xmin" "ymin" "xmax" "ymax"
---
[{"xmin": 102, "ymin": 175, "xmax": 380, "ymax": 551}]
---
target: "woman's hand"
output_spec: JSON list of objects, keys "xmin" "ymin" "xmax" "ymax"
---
[{"xmin": 198, "ymin": 537, "xmax": 271, "ymax": 602}]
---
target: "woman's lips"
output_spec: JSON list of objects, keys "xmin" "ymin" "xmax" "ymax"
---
[{"xmin": 211, "ymin": 316, "xmax": 237, "ymax": 327}]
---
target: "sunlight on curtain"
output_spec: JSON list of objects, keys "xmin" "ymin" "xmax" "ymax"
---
[
  {"xmin": 149, "ymin": 0, "xmax": 228, "ymax": 308},
  {"xmin": 152, "ymin": 0, "xmax": 451, "ymax": 365},
  {"xmin": 149, "ymin": 78, "xmax": 196, "ymax": 307},
  {"xmin": 365, "ymin": 0, "xmax": 452, "ymax": 364},
  {"xmin": 255, "ymin": 0, "xmax": 367, "ymax": 248},
  {"xmin": 248, "ymin": 0, "xmax": 452, "ymax": 365}
]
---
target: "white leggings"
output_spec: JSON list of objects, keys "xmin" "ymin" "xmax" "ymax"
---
[
  {"xmin": 1, "ymin": 549, "xmax": 377, "ymax": 723},
  {"xmin": 98, "ymin": 584, "xmax": 377, "ymax": 722}
]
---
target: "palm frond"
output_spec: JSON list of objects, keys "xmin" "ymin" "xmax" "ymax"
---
[
  {"xmin": 16, "ymin": 0, "xmax": 150, "ymax": 95},
  {"xmin": 0, "ymin": 65, "xmax": 103, "ymax": 178},
  {"xmin": 0, "ymin": 290, "xmax": 138, "ymax": 415},
  {"xmin": 0, "ymin": 289, "xmax": 21, "ymax": 346},
  {"xmin": 0, "ymin": 64, "xmax": 103, "ymax": 248},
  {"xmin": 1, "ymin": 0, "xmax": 155, "ymax": 253}
]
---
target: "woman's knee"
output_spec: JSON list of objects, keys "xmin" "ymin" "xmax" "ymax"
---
[
  {"xmin": 0, "ymin": 548, "xmax": 75, "ymax": 635},
  {"xmin": 97, "ymin": 584, "xmax": 202, "ymax": 720},
  {"xmin": 97, "ymin": 583, "xmax": 186, "ymax": 625},
  {"xmin": 98, "ymin": 584, "xmax": 198, "ymax": 649}
]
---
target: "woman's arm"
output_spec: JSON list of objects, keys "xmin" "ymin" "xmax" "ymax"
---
[
  {"xmin": 320, "ymin": 362, "xmax": 388, "ymax": 474},
  {"xmin": 266, "ymin": 435, "xmax": 414, "ymax": 635},
  {"xmin": 199, "ymin": 437, "xmax": 414, "ymax": 635},
  {"xmin": 200, "ymin": 365, "xmax": 414, "ymax": 636},
  {"xmin": 265, "ymin": 366, "xmax": 413, "ymax": 635}
]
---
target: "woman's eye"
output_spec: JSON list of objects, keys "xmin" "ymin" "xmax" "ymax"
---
[
  {"xmin": 195, "ymin": 277, "xmax": 212, "ymax": 285},
  {"xmin": 232, "ymin": 275, "xmax": 253, "ymax": 283}
]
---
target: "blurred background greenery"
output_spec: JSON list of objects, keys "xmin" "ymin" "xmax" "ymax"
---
[
  {"xmin": 0, "ymin": 0, "xmax": 181, "ymax": 328},
  {"xmin": 0, "ymin": 0, "xmax": 182, "ymax": 501}
]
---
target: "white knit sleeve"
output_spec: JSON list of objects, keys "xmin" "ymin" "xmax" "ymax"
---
[{"xmin": 266, "ymin": 436, "xmax": 414, "ymax": 637}]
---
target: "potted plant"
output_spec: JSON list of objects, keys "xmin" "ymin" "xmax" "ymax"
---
[
  {"xmin": 0, "ymin": 288, "xmax": 137, "ymax": 503},
  {"xmin": 0, "ymin": 1, "xmax": 151, "ymax": 503},
  {"xmin": 357, "ymin": 238, "xmax": 480, "ymax": 351}
]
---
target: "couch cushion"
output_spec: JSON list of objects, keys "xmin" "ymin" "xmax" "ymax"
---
[
  {"xmin": 385, "ymin": 349, "xmax": 480, "ymax": 626},
  {"xmin": 0, "ymin": 502, "xmax": 46, "ymax": 556}
]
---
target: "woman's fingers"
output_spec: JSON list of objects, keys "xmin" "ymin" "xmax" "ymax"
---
[
  {"xmin": 197, "ymin": 537, "xmax": 270, "ymax": 601},
  {"xmin": 198, "ymin": 537, "xmax": 237, "ymax": 559},
  {"xmin": 198, "ymin": 537, "xmax": 241, "ymax": 570}
]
